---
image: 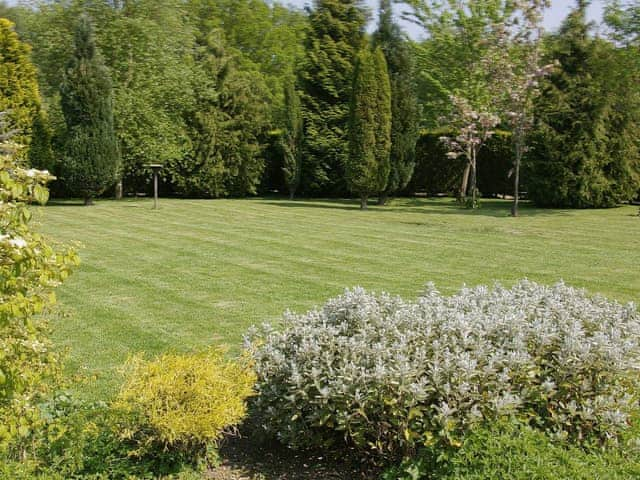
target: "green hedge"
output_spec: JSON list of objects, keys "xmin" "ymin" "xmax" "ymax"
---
[{"xmin": 406, "ymin": 129, "xmax": 514, "ymax": 198}]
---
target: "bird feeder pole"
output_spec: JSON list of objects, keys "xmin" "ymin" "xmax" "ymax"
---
[{"xmin": 144, "ymin": 164, "xmax": 163, "ymax": 209}]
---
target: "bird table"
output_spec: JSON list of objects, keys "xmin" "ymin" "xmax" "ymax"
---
[{"xmin": 144, "ymin": 164, "xmax": 163, "ymax": 209}]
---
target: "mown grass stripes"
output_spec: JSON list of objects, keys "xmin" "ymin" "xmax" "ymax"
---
[{"xmin": 36, "ymin": 197, "xmax": 639, "ymax": 399}]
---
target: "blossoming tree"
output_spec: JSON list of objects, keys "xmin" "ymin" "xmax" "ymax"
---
[
  {"xmin": 486, "ymin": 0, "xmax": 554, "ymax": 216},
  {"xmin": 440, "ymin": 96, "xmax": 499, "ymax": 208}
]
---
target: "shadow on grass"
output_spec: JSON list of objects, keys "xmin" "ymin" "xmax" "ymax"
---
[
  {"xmin": 260, "ymin": 197, "xmax": 571, "ymax": 219},
  {"xmin": 46, "ymin": 199, "xmax": 87, "ymax": 207},
  {"xmin": 46, "ymin": 198, "xmax": 151, "ymax": 208}
]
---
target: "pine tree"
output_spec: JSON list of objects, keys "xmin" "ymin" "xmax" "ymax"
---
[
  {"xmin": 347, "ymin": 46, "xmax": 391, "ymax": 209},
  {"xmin": 281, "ymin": 77, "xmax": 303, "ymax": 199},
  {"xmin": 299, "ymin": 0, "xmax": 367, "ymax": 196},
  {"xmin": 60, "ymin": 15, "xmax": 119, "ymax": 205},
  {"xmin": 527, "ymin": 1, "xmax": 640, "ymax": 208},
  {"xmin": 373, "ymin": 0, "xmax": 420, "ymax": 205},
  {"xmin": 0, "ymin": 18, "xmax": 41, "ymax": 150}
]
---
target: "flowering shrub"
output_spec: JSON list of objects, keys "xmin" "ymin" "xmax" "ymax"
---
[
  {"xmin": 0, "ymin": 130, "xmax": 78, "ymax": 455},
  {"xmin": 114, "ymin": 349, "xmax": 256, "ymax": 464},
  {"xmin": 247, "ymin": 281, "xmax": 640, "ymax": 458}
]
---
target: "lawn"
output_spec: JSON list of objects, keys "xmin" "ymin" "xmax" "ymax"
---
[{"xmin": 36, "ymin": 197, "xmax": 639, "ymax": 399}]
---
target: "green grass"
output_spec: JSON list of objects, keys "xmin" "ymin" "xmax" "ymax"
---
[{"xmin": 35, "ymin": 197, "xmax": 639, "ymax": 399}]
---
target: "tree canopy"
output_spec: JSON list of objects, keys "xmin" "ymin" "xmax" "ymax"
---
[{"xmin": 0, "ymin": 0, "xmax": 636, "ymax": 207}]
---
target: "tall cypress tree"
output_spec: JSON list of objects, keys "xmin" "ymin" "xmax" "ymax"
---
[
  {"xmin": 373, "ymin": 0, "xmax": 420, "ymax": 205},
  {"xmin": 60, "ymin": 15, "xmax": 119, "ymax": 205},
  {"xmin": 281, "ymin": 77, "xmax": 303, "ymax": 199},
  {"xmin": 527, "ymin": 1, "xmax": 640, "ymax": 208},
  {"xmin": 299, "ymin": 0, "xmax": 367, "ymax": 196},
  {"xmin": 347, "ymin": 46, "xmax": 391, "ymax": 209}
]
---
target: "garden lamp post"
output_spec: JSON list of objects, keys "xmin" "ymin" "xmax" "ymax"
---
[{"xmin": 144, "ymin": 163, "xmax": 163, "ymax": 209}]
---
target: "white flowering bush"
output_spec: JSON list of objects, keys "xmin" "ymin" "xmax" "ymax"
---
[
  {"xmin": 0, "ymin": 130, "xmax": 78, "ymax": 455},
  {"xmin": 247, "ymin": 281, "xmax": 640, "ymax": 458}
]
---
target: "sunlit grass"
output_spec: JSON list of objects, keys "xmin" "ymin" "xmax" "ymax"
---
[{"xmin": 36, "ymin": 197, "xmax": 639, "ymax": 399}]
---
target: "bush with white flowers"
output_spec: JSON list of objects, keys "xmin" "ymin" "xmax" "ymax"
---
[
  {"xmin": 0, "ymin": 140, "xmax": 78, "ymax": 453},
  {"xmin": 246, "ymin": 281, "xmax": 640, "ymax": 458}
]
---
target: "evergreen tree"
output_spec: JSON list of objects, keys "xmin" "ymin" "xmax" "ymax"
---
[
  {"xmin": 299, "ymin": 0, "xmax": 367, "ymax": 196},
  {"xmin": 0, "ymin": 18, "xmax": 41, "ymax": 150},
  {"xmin": 527, "ymin": 1, "xmax": 640, "ymax": 208},
  {"xmin": 60, "ymin": 15, "xmax": 119, "ymax": 205},
  {"xmin": 27, "ymin": 111, "xmax": 54, "ymax": 171},
  {"xmin": 281, "ymin": 77, "xmax": 303, "ymax": 199},
  {"xmin": 347, "ymin": 46, "xmax": 391, "ymax": 209},
  {"xmin": 373, "ymin": 0, "xmax": 420, "ymax": 204},
  {"xmin": 168, "ymin": 32, "xmax": 271, "ymax": 198}
]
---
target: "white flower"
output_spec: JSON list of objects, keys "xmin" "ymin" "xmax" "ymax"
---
[{"xmin": 9, "ymin": 237, "xmax": 27, "ymax": 249}]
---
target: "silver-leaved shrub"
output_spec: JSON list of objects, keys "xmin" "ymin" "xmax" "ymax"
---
[{"xmin": 246, "ymin": 281, "xmax": 640, "ymax": 458}]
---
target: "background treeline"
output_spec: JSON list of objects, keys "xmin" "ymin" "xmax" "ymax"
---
[{"xmin": 1, "ymin": 0, "xmax": 639, "ymax": 207}]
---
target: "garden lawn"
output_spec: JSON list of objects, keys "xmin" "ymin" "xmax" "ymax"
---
[{"xmin": 36, "ymin": 197, "xmax": 639, "ymax": 399}]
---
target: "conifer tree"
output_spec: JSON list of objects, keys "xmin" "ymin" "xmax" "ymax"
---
[
  {"xmin": 0, "ymin": 18, "xmax": 41, "ymax": 149},
  {"xmin": 347, "ymin": 46, "xmax": 391, "ymax": 209},
  {"xmin": 527, "ymin": 0, "xmax": 640, "ymax": 208},
  {"xmin": 373, "ymin": 0, "xmax": 420, "ymax": 205},
  {"xmin": 281, "ymin": 77, "xmax": 303, "ymax": 199},
  {"xmin": 60, "ymin": 15, "xmax": 119, "ymax": 205},
  {"xmin": 299, "ymin": 0, "xmax": 367, "ymax": 196},
  {"xmin": 27, "ymin": 111, "xmax": 54, "ymax": 171},
  {"xmin": 169, "ymin": 32, "xmax": 271, "ymax": 198}
]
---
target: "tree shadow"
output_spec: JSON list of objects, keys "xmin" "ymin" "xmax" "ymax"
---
[
  {"xmin": 259, "ymin": 197, "xmax": 572, "ymax": 218},
  {"xmin": 46, "ymin": 199, "xmax": 87, "ymax": 207},
  {"xmin": 259, "ymin": 198, "xmax": 364, "ymax": 211},
  {"xmin": 213, "ymin": 433, "xmax": 376, "ymax": 480},
  {"xmin": 46, "ymin": 198, "xmax": 150, "ymax": 207}
]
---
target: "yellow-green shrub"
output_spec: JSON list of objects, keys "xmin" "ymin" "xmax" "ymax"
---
[
  {"xmin": 114, "ymin": 349, "xmax": 255, "ymax": 460},
  {"xmin": 0, "ymin": 119, "xmax": 78, "ymax": 458}
]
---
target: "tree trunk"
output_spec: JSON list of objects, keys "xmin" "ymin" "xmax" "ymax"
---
[
  {"xmin": 289, "ymin": 189, "xmax": 295, "ymax": 201},
  {"xmin": 360, "ymin": 195, "xmax": 368, "ymax": 210},
  {"xmin": 470, "ymin": 149, "xmax": 477, "ymax": 208},
  {"xmin": 115, "ymin": 179, "xmax": 123, "ymax": 200},
  {"xmin": 84, "ymin": 196, "xmax": 94, "ymax": 206},
  {"xmin": 460, "ymin": 162, "xmax": 471, "ymax": 201},
  {"xmin": 377, "ymin": 193, "xmax": 388, "ymax": 206},
  {"xmin": 511, "ymin": 142, "xmax": 522, "ymax": 217}
]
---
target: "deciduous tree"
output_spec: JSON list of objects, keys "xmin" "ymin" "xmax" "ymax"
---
[
  {"xmin": 485, "ymin": 0, "xmax": 553, "ymax": 216},
  {"xmin": 440, "ymin": 96, "xmax": 499, "ymax": 208}
]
